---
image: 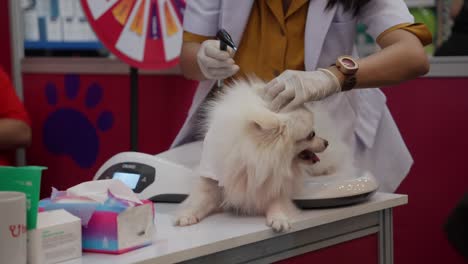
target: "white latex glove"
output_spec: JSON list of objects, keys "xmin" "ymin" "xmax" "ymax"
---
[
  {"xmin": 263, "ymin": 69, "xmax": 342, "ymax": 112},
  {"xmin": 197, "ymin": 40, "xmax": 239, "ymax": 80}
]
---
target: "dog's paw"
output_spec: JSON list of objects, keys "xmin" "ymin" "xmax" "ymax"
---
[
  {"xmin": 266, "ymin": 216, "xmax": 291, "ymax": 233},
  {"xmin": 174, "ymin": 214, "xmax": 199, "ymax": 226}
]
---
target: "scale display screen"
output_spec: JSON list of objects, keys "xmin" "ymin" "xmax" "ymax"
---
[{"xmin": 113, "ymin": 172, "xmax": 140, "ymax": 189}]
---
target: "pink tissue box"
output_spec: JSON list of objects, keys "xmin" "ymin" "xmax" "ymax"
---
[{"xmin": 39, "ymin": 198, "xmax": 155, "ymax": 254}]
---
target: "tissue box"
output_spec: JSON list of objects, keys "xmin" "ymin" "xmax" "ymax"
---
[
  {"xmin": 28, "ymin": 209, "xmax": 82, "ymax": 264},
  {"xmin": 39, "ymin": 179, "xmax": 155, "ymax": 254},
  {"xmin": 82, "ymin": 199, "xmax": 154, "ymax": 254},
  {"xmin": 39, "ymin": 198, "xmax": 154, "ymax": 254}
]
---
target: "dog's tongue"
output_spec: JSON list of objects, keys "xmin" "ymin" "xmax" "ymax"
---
[
  {"xmin": 299, "ymin": 150, "xmax": 320, "ymax": 163},
  {"xmin": 311, "ymin": 153, "xmax": 320, "ymax": 163}
]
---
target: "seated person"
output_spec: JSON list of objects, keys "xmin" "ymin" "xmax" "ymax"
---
[{"xmin": 0, "ymin": 67, "xmax": 31, "ymax": 166}]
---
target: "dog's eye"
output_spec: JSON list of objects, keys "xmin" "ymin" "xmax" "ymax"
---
[{"xmin": 306, "ymin": 131, "xmax": 315, "ymax": 141}]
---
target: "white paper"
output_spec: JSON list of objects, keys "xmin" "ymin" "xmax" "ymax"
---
[
  {"xmin": 78, "ymin": 18, "xmax": 95, "ymax": 41},
  {"xmin": 46, "ymin": 17, "xmax": 63, "ymax": 41},
  {"xmin": 24, "ymin": 10, "xmax": 40, "ymax": 41},
  {"xmin": 75, "ymin": 0, "xmax": 85, "ymax": 19},
  {"xmin": 21, "ymin": 0, "xmax": 33, "ymax": 9},
  {"xmin": 63, "ymin": 16, "xmax": 74, "ymax": 41},
  {"xmin": 63, "ymin": 17, "xmax": 84, "ymax": 41},
  {"xmin": 87, "ymin": 27, "xmax": 98, "ymax": 41},
  {"xmin": 35, "ymin": 0, "xmax": 50, "ymax": 17},
  {"xmin": 59, "ymin": 0, "xmax": 75, "ymax": 17},
  {"xmin": 66, "ymin": 179, "xmax": 143, "ymax": 204}
]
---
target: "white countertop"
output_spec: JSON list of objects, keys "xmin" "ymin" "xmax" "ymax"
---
[{"xmin": 61, "ymin": 192, "xmax": 407, "ymax": 264}]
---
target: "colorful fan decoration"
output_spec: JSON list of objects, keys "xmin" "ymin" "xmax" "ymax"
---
[{"xmin": 80, "ymin": 0, "xmax": 186, "ymax": 69}]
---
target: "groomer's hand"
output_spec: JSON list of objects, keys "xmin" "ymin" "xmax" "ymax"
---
[
  {"xmin": 197, "ymin": 40, "xmax": 239, "ymax": 80},
  {"xmin": 263, "ymin": 69, "xmax": 342, "ymax": 112}
]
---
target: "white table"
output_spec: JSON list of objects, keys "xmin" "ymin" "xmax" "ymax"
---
[{"xmin": 62, "ymin": 192, "xmax": 407, "ymax": 264}]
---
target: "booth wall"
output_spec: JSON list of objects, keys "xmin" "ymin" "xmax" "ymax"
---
[
  {"xmin": 21, "ymin": 74, "xmax": 468, "ymax": 263},
  {"xmin": 3, "ymin": 0, "xmax": 466, "ymax": 262},
  {"xmin": 22, "ymin": 73, "xmax": 197, "ymax": 197},
  {"xmin": 137, "ymin": 75, "xmax": 198, "ymax": 154},
  {"xmin": 0, "ymin": 0, "xmax": 12, "ymax": 76},
  {"xmin": 386, "ymin": 78, "xmax": 467, "ymax": 264},
  {"xmin": 277, "ymin": 78, "xmax": 468, "ymax": 264},
  {"xmin": 23, "ymin": 73, "xmax": 131, "ymax": 195}
]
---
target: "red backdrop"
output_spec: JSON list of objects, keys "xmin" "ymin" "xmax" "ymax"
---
[
  {"xmin": 22, "ymin": 73, "xmax": 197, "ymax": 198},
  {"xmin": 138, "ymin": 75, "xmax": 198, "ymax": 154},
  {"xmin": 22, "ymin": 74, "xmax": 467, "ymax": 263},
  {"xmin": 23, "ymin": 74, "xmax": 132, "ymax": 196},
  {"xmin": 278, "ymin": 78, "xmax": 468, "ymax": 263},
  {"xmin": 3, "ymin": 0, "xmax": 465, "ymax": 262},
  {"xmin": 386, "ymin": 78, "xmax": 468, "ymax": 264},
  {"xmin": 0, "ymin": 0, "xmax": 12, "ymax": 76}
]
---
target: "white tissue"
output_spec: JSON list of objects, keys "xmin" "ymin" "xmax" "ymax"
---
[{"xmin": 66, "ymin": 179, "xmax": 142, "ymax": 204}]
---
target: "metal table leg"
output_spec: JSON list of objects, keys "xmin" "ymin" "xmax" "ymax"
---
[{"xmin": 379, "ymin": 208, "xmax": 394, "ymax": 264}]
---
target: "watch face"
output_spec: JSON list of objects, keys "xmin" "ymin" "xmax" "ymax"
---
[{"xmin": 342, "ymin": 58, "xmax": 356, "ymax": 68}]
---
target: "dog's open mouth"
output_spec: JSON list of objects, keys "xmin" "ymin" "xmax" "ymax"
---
[{"xmin": 298, "ymin": 150, "xmax": 320, "ymax": 163}]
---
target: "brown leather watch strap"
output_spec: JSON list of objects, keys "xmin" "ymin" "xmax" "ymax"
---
[
  {"xmin": 330, "ymin": 60, "xmax": 357, "ymax": 92},
  {"xmin": 341, "ymin": 75, "xmax": 357, "ymax": 91},
  {"xmin": 330, "ymin": 64, "xmax": 357, "ymax": 91}
]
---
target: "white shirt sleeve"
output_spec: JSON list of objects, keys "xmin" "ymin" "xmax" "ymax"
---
[
  {"xmin": 358, "ymin": 0, "xmax": 414, "ymax": 41},
  {"xmin": 196, "ymin": 126, "xmax": 223, "ymax": 185},
  {"xmin": 183, "ymin": 0, "xmax": 221, "ymax": 36}
]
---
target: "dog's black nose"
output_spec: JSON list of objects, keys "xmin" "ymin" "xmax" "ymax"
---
[{"xmin": 324, "ymin": 140, "xmax": 329, "ymax": 147}]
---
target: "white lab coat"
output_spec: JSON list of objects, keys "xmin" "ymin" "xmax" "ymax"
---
[{"xmin": 172, "ymin": 0, "xmax": 414, "ymax": 192}]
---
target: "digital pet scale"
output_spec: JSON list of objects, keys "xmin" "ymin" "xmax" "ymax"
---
[{"xmin": 94, "ymin": 141, "xmax": 378, "ymax": 208}]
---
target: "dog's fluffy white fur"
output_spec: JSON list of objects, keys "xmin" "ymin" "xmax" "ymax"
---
[{"xmin": 174, "ymin": 77, "xmax": 353, "ymax": 232}]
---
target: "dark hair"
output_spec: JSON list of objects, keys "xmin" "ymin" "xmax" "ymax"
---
[{"xmin": 326, "ymin": 0, "xmax": 371, "ymax": 16}]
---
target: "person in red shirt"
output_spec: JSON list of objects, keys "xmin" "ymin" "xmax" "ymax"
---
[{"xmin": 0, "ymin": 67, "xmax": 31, "ymax": 166}]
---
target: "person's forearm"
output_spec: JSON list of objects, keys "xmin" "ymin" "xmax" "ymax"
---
[
  {"xmin": 329, "ymin": 29, "xmax": 430, "ymax": 89},
  {"xmin": 356, "ymin": 34, "xmax": 429, "ymax": 88},
  {"xmin": 180, "ymin": 42, "xmax": 208, "ymax": 81},
  {"xmin": 0, "ymin": 119, "xmax": 31, "ymax": 150}
]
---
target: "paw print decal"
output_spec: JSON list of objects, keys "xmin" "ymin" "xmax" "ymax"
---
[{"xmin": 43, "ymin": 75, "xmax": 114, "ymax": 168}]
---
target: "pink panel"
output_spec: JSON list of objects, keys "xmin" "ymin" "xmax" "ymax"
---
[
  {"xmin": 276, "ymin": 77, "xmax": 468, "ymax": 263},
  {"xmin": 138, "ymin": 75, "xmax": 197, "ymax": 154},
  {"xmin": 23, "ymin": 73, "xmax": 131, "ymax": 198},
  {"xmin": 0, "ymin": 0, "xmax": 11, "ymax": 76},
  {"xmin": 386, "ymin": 78, "xmax": 468, "ymax": 264},
  {"xmin": 20, "ymin": 71, "xmax": 468, "ymax": 263}
]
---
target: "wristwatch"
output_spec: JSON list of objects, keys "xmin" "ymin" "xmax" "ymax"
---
[{"xmin": 335, "ymin": 56, "xmax": 359, "ymax": 91}]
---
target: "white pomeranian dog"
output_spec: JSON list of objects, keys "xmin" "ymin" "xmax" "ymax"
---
[{"xmin": 174, "ymin": 77, "xmax": 352, "ymax": 232}]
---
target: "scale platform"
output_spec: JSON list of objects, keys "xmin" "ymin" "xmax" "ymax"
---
[{"xmin": 94, "ymin": 141, "xmax": 378, "ymax": 209}]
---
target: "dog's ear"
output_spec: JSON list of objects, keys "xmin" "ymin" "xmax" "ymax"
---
[{"xmin": 249, "ymin": 112, "xmax": 284, "ymax": 138}]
